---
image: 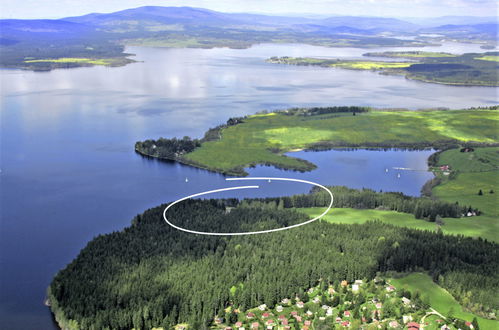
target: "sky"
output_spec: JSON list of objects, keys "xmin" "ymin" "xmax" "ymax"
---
[{"xmin": 0, "ymin": 0, "xmax": 497, "ymax": 19}]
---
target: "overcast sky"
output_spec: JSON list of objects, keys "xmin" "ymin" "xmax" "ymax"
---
[{"xmin": 1, "ymin": 0, "xmax": 497, "ymax": 19}]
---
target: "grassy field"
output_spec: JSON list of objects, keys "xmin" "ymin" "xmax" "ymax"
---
[
  {"xmin": 390, "ymin": 273, "xmax": 497, "ymax": 329},
  {"xmin": 24, "ymin": 57, "xmax": 116, "ymax": 65},
  {"xmin": 184, "ymin": 109, "xmax": 499, "ymax": 175},
  {"xmin": 433, "ymin": 147, "xmax": 499, "ymax": 216},
  {"xmin": 333, "ymin": 61, "xmax": 411, "ymax": 69},
  {"xmin": 300, "ymin": 207, "xmax": 499, "ymax": 243},
  {"xmin": 475, "ymin": 55, "xmax": 499, "ymax": 62}
]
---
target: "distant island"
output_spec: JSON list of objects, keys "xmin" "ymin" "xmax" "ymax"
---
[
  {"xmin": 266, "ymin": 51, "xmax": 499, "ymax": 86},
  {"xmin": 2, "ymin": 6, "xmax": 497, "ymax": 71}
]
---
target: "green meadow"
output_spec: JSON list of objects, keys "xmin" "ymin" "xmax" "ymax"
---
[
  {"xmin": 390, "ymin": 273, "xmax": 497, "ymax": 329},
  {"xmin": 432, "ymin": 147, "xmax": 498, "ymax": 240},
  {"xmin": 184, "ymin": 109, "xmax": 499, "ymax": 175},
  {"xmin": 24, "ymin": 57, "xmax": 129, "ymax": 67},
  {"xmin": 300, "ymin": 207, "xmax": 499, "ymax": 243},
  {"xmin": 475, "ymin": 55, "xmax": 499, "ymax": 62}
]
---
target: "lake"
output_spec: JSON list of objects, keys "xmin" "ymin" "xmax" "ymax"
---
[{"xmin": 0, "ymin": 42, "xmax": 496, "ymax": 329}]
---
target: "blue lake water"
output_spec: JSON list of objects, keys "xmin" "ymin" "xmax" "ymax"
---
[{"xmin": 0, "ymin": 42, "xmax": 496, "ymax": 329}]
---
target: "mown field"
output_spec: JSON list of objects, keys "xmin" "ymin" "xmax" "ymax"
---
[
  {"xmin": 184, "ymin": 109, "xmax": 499, "ymax": 175},
  {"xmin": 300, "ymin": 207, "xmax": 498, "ymax": 243},
  {"xmin": 390, "ymin": 273, "xmax": 497, "ymax": 329}
]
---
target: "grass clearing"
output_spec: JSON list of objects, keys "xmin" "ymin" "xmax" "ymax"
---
[
  {"xmin": 433, "ymin": 147, "xmax": 499, "ymax": 218},
  {"xmin": 300, "ymin": 207, "xmax": 499, "ymax": 243},
  {"xmin": 475, "ymin": 55, "xmax": 499, "ymax": 62},
  {"xmin": 390, "ymin": 273, "xmax": 497, "ymax": 329},
  {"xmin": 184, "ymin": 110, "xmax": 499, "ymax": 175},
  {"xmin": 24, "ymin": 57, "xmax": 117, "ymax": 65}
]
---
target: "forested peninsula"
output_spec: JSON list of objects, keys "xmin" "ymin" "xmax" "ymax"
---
[
  {"xmin": 135, "ymin": 106, "xmax": 499, "ymax": 176},
  {"xmin": 266, "ymin": 52, "xmax": 499, "ymax": 86},
  {"xmin": 49, "ymin": 191, "xmax": 498, "ymax": 329}
]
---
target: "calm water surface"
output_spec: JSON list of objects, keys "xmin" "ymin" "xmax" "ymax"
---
[{"xmin": 0, "ymin": 42, "xmax": 496, "ymax": 329}]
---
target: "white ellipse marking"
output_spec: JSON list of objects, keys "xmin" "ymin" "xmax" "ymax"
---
[{"xmin": 163, "ymin": 177, "xmax": 334, "ymax": 236}]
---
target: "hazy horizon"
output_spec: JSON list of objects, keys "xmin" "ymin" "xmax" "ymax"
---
[{"xmin": 1, "ymin": 0, "xmax": 497, "ymax": 20}]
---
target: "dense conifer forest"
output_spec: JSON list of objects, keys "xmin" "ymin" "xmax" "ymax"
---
[{"xmin": 49, "ymin": 195, "xmax": 498, "ymax": 329}]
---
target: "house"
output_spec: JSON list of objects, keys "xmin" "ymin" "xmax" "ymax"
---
[
  {"xmin": 290, "ymin": 311, "xmax": 298, "ymax": 317},
  {"xmin": 407, "ymin": 322, "xmax": 420, "ymax": 329},
  {"xmin": 313, "ymin": 297, "xmax": 320, "ymax": 303},
  {"xmin": 336, "ymin": 317, "xmax": 342, "ymax": 323},
  {"xmin": 440, "ymin": 325, "xmax": 451, "ymax": 330},
  {"xmin": 328, "ymin": 287, "xmax": 336, "ymax": 294},
  {"xmin": 295, "ymin": 315, "xmax": 302, "ymax": 322},
  {"xmin": 344, "ymin": 311, "xmax": 351, "ymax": 317},
  {"xmin": 215, "ymin": 318, "xmax": 223, "ymax": 324},
  {"xmin": 355, "ymin": 280, "xmax": 363, "ymax": 284},
  {"xmin": 278, "ymin": 315, "xmax": 286, "ymax": 321},
  {"xmin": 465, "ymin": 321, "xmax": 474, "ymax": 329},
  {"xmin": 306, "ymin": 310, "xmax": 313, "ymax": 316},
  {"xmin": 296, "ymin": 301, "xmax": 304, "ymax": 308},
  {"xmin": 376, "ymin": 302, "xmax": 383, "ymax": 309},
  {"xmin": 246, "ymin": 312, "xmax": 255, "ymax": 319},
  {"xmin": 308, "ymin": 288, "xmax": 315, "ymax": 293},
  {"xmin": 262, "ymin": 312, "xmax": 270, "ymax": 318},
  {"xmin": 281, "ymin": 298, "xmax": 290, "ymax": 304},
  {"xmin": 386, "ymin": 285, "xmax": 395, "ymax": 292},
  {"xmin": 235, "ymin": 322, "xmax": 243, "ymax": 328},
  {"xmin": 327, "ymin": 308, "xmax": 333, "ymax": 316},
  {"xmin": 389, "ymin": 320, "xmax": 400, "ymax": 328},
  {"xmin": 281, "ymin": 318, "xmax": 288, "ymax": 325},
  {"xmin": 258, "ymin": 304, "xmax": 267, "ymax": 311},
  {"xmin": 304, "ymin": 320, "xmax": 312, "ymax": 326},
  {"xmin": 266, "ymin": 319, "xmax": 274, "ymax": 326},
  {"xmin": 352, "ymin": 284, "xmax": 360, "ymax": 292},
  {"xmin": 322, "ymin": 304, "xmax": 330, "ymax": 310},
  {"xmin": 276, "ymin": 305, "xmax": 283, "ymax": 312},
  {"xmin": 224, "ymin": 327, "xmax": 232, "ymax": 330},
  {"xmin": 319, "ymin": 317, "xmax": 326, "ymax": 321},
  {"xmin": 403, "ymin": 315, "xmax": 413, "ymax": 323},
  {"xmin": 341, "ymin": 321, "xmax": 350, "ymax": 327},
  {"xmin": 440, "ymin": 165, "xmax": 450, "ymax": 171},
  {"xmin": 401, "ymin": 297, "xmax": 411, "ymax": 305},
  {"xmin": 341, "ymin": 280, "xmax": 348, "ymax": 287},
  {"xmin": 250, "ymin": 322, "xmax": 259, "ymax": 329}
]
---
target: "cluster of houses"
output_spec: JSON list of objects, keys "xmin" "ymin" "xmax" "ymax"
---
[
  {"xmin": 201, "ymin": 278, "xmax": 480, "ymax": 330},
  {"xmin": 207, "ymin": 279, "xmax": 429, "ymax": 329}
]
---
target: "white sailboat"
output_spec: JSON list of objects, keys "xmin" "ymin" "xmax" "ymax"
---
[{"xmin": 185, "ymin": 177, "xmax": 189, "ymax": 183}]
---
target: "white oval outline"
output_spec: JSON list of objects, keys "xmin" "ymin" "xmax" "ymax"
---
[{"xmin": 163, "ymin": 177, "xmax": 334, "ymax": 236}]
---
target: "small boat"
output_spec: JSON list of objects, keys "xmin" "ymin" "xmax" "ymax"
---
[
  {"xmin": 385, "ymin": 168, "xmax": 388, "ymax": 173},
  {"xmin": 397, "ymin": 173, "xmax": 401, "ymax": 178},
  {"xmin": 268, "ymin": 179, "xmax": 271, "ymax": 183},
  {"xmin": 185, "ymin": 177, "xmax": 189, "ymax": 182}
]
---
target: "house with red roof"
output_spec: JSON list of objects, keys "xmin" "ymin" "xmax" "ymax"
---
[{"xmin": 408, "ymin": 321, "xmax": 420, "ymax": 329}]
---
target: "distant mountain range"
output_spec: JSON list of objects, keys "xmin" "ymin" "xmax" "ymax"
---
[{"xmin": 0, "ymin": 6, "xmax": 497, "ymax": 70}]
